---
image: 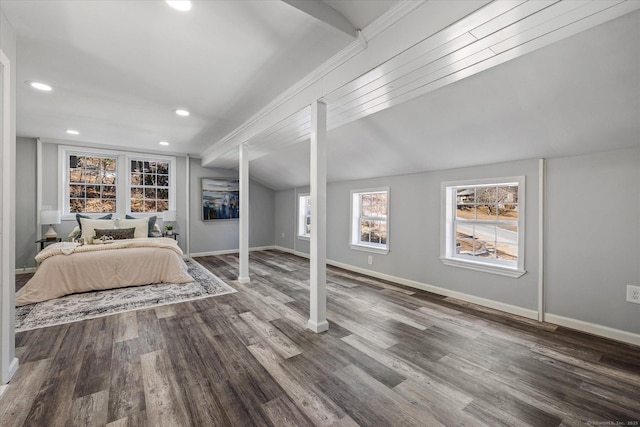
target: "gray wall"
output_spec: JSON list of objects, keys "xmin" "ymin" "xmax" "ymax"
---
[
  {"xmin": 189, "ymin": 157, "xmax": 275, "ymax": 254},
  {"xmin": 275, "ymin": 150, "xmax": 640, "ymax": 335},
  {"xmin": 15, "ymin": 138, "xmax": 37, "ymax": 269},
  {"xmin": 546, "ymin": 147, "xmax": 640, "ymax": 333},
  {"xmin": 276, "ymin": 158, "xmax": 541, "ymax": 311}
]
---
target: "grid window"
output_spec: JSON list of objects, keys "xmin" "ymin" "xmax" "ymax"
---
[
  {"xmin": 351, "ymin": 189, "xmax": 389, "ymax": 253},
  {"xmin": 68, "ymin": 155, "xmax": 117, "ymax": 213},
  {"xmin": 130, "ymin": 160, "xmax": 170, "ymax": 213},
  {"xmin": 442, "ymin": 177, "xmax": 525, "ymax": 277},
  {"xmin": 298, "ymin": 194, "xmax": 311, "ymax": 238}
]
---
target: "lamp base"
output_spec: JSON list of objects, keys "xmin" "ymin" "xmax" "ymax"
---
[{"xmin": 45, "ymin": 225, "xmax": 58, "ymax": 241}]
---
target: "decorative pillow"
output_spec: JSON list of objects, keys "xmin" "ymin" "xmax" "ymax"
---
[
  {"xmin": 80, "ymin": 218, "xmax": 116, "ymax": 241},
  {"xmin": 125, "ymin": 215, "xmax": 157, "ymax": 237},
  {"xmin": 94, "ymin": 227, "xmax": 135, "ymax": 240},
  {"xmin": 116, "ymin": 218, "xmax": 149, "ymax": 239},
  {"xmin": 76, "ymin": 213, "xmax": 113, "ymax": 231},
  {"xmin": 68, "ymin": 226, "xmax": 81, "ymax": 239}
]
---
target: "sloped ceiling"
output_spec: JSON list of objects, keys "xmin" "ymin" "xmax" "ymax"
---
[{"xmin": 249, "ymin": 9, "xmax": 640, "ymax": 190}]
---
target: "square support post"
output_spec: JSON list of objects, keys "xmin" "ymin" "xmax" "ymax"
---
[
  {"xmin": 307, "ymin": 100, "xmax": 329, "ymax": 333},
  {"xmin": 238, "ymin": 143, "xmax": 250, "ymax": 283}
]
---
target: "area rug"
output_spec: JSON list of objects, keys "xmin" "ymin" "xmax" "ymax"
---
[{"xmin": 15, "ymin": 258, "xmax": 237, "ymax": 332}]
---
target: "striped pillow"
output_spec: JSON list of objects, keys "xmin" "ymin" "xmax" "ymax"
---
[{"xmin": 94, "ymin": 227, "xmax": 135, "ymax": 240}]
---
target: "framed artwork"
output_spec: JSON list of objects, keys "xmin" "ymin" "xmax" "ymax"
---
[{"xmin": 201, "ymin": 178, "xmax": 240, "ymax": 221}]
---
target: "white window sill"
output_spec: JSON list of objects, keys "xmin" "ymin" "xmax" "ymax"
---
[
  {"xmin": 297, "ymin": 235, "xmax": 310, "ymax": 241},
  {"xmin": 350, "ymin": 244, "xmax": 389, "ymax": 255},
  {"xmin": 440, "ymin": 257, "xmax": 526, "ymax": 278}
]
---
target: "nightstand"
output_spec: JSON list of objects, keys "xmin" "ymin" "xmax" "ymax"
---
[
  {"xmin": 163, "ymin": 232, "xmax": 179, "ymax": 241},
  {"xmin": 36, "ymin": 238, "xmax": 62, "ymax": 251}
]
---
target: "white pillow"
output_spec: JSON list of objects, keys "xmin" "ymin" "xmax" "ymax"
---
[
  {"xmin": 117, "ymin": 218, "xmax": 149, "ymax": 239},
  {"xmin": 68, "ymin": 226, "xmax": 81, "ymax": 239},
  {"xmin": 80, "ymin": 218, "xmax": 116, "ymax": 241}
]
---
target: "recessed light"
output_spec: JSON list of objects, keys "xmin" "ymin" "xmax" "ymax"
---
[
  {"xmin": 166, "ymin": 1, "xmax": 191, "ymax": 11},
  {"xmin": 26, "ymin": 81, "xmax": 52, "ymax": 91},
  {"xmin": 174, "ymin": 109, "xmax": 190, "ymax": 117},
  {"xmin": 159, "ymin": 141, "xmax": 170, "ymax": 146},
  {"xmin": 66, "ymin": 129, "xmax": 80, "ymax": 135}
]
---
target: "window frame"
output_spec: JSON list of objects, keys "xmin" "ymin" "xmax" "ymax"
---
[
  {"xmin": 297, "ymin": 193, "xmax": 311, "ymax": 240},
  {"xmin": 126, "ymin": 154, "xmax": 176, "ymax": 215},
  {"xmin": 59, "ymin": 146, "xmax": 176, "ymax": 220},
  {"xmin": 440, "ymin": 176, "xmax": 526, "ymax": 278},
  {"xmin": 350, "ymin": 187, "xmax": 390, "ymax": 254}
]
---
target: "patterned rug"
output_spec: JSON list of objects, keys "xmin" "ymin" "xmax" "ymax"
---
[{"xmin": 15, "ymin": 258, "xmax": 237, "ymax": 332}]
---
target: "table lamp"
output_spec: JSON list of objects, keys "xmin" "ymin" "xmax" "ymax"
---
[{"xmin": 41, "ymin": 209, "xmax": 61, "ymax": 240}]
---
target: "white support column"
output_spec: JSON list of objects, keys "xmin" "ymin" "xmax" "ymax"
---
[
  {"xmin": 238, "ymin": 143, "xmax": 250, "ymax": 283},
  {"xmin": 307, "ymin": 100, "xmax": 329, "ymax": 333}
]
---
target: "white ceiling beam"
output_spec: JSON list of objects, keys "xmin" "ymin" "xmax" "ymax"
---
[{"xmin": 281, "ymin": 0, "xmax": 358, "ymax": 37}]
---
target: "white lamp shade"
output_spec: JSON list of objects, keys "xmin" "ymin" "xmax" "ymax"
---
[
  {"xmin": 40, "ymin": 209, "xmax": 61, "ymax": 225},
  {"xmin": 163, "ymin": 210, "xmax": 177, "ymax": 222}
]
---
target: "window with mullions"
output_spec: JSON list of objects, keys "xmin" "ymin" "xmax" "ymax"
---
[
  {"xmin": 350, "ymin": 189, "xmax": 389, "ymax": 253},
  {"xmin": 297, "ymin": 194, "xmax": 311, "ymax": 239},
  {"xmin": 68, "ymin": 155, "xmax": 117, "ymax": 213},
  {"xmin": 442, "ymin": 177, "xmax": 525, "ymax": 277},
  {"xmin": 129, "ymin": 160, "xmax": 170, "ymax": 213}
]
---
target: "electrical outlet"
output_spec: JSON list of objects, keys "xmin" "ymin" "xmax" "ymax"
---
[
  {"xmin": 367, "ymin": 255, "xmax": 373, "ymax": 265},
  {"xmin": 281, "ymin": 232, "xmax": 285, "ymax": 239},
  {"xmin": 627, "ymin": 285, "xmax": 640, "ymax": 304}
]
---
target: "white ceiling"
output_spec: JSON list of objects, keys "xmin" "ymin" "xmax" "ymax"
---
[
  {"xmin": 3, "ymin": 0, "xmax": 395, "ymax": 154},
  {"xmin": 3, "ymin": 1, "xmax": 639, "ymax": 191}
]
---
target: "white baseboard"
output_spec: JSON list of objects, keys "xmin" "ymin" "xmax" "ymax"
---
[
  {"xmin": 272, "ymin": 246, "xmax": 538, "ymax": 320},
  {"xmin": 265, "ymin": 248, "xmax": 640, "ymax": 346},
  {"xmin": 190, "ymin": 245, "xmax": 276, "ymax": 258},
  {"xmin": 544, "ymin": 313, "xmax": 640, "ymax": 347},
  {"xmin": 15, "ymin": 267, "xmax": 37, "ymax": 275}
]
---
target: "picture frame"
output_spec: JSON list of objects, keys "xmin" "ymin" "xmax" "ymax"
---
[{"xmin": 201, "ymin": 177, "xmax": 240, "ymax": 221}]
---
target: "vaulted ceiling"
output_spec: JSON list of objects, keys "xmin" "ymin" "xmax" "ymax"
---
[{"xmin": 3, "ymin": 1, "xmax": 640, "ymax": 190}]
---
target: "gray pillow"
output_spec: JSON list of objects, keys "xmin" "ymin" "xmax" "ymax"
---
[
  {"xmin": 76, "ymin": 213, "xmax": 113, "ymax": 231},
  {"xmin": 125, "ymin": 215, "xmax": 157, "ymax": 237},
  {"xmin": 94, "ymin": 227, "xmax": 135, "ymax": 240}
]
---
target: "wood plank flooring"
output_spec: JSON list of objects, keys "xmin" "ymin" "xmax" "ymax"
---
[{"xmin": 3, "ymin": 250, "xmax": 640, "ymax": 426}]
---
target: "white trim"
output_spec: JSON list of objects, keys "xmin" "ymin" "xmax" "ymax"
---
[
  {"xmin": 58, "ymin": 145, "xmax": 176, "ymax": 220},
  {"xmin": 538, "ymin": 159, "xmax": 545, "ymax": 321},
  {"xmin": 349, "ymin": 244, "xmax": 389, "ymax": 255},
  {"xmin": 125, "ymin": 154, "xmax": 176, "ymax": 214},
  {"xmin": 272, "ymin": 246, "xmax": 536, "ymax": 320},
  {"xmin": 440, "ymin": 257, "xmax": 526, "ymax": 278},
  {"xmin": 441, "ymin": 176, "xmax": 525, "ymax": 277},
  {"xmin": 350, "ymin": 187, "xmax": 390, "ymax": 253},
  {"xmin": 190, "ymin": 245, "xmax": 276, "ymax": 258},
  {"xmin": 36, "ymin": 138, "xmax": 42, "ymax": 241},
  {"xmin": 545, "ymin": 313, "xmax": 640, "ymax": 347},
  {"xmin": 185, "ymin": 154, "xmax": 190, "ymax": 256},
  {"xmin": 16, "ymin": 267, "xmax": 38, "ymax": 275},
  {"xmin": 0, "ymin": 47, "xmax": 17, "ymax": 385}
]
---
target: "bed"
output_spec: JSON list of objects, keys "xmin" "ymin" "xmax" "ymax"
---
[{"xmin": 16, "ymin": 237, "xmax": 194, "ymax": 306}]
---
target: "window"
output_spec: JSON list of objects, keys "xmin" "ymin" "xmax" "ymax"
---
[
  {"xmin": 60, "ymin": 146, "xmax": 175, "ymax": 218},
  {"xmin": 350, "ymin": 188, "xmax": 389, "ymax": 254},
  {"xmin": 297, "ymin": 194, "xmax": 311, "ymax": 239},
  {"xmin": 129, "ymin": 159, "xmax": 171, "ymax": 213},
  {"xmin": 441, "ymin": 177, "xmax": 525, "ymax": 277},
  {"xmin": 67, "ymin": 153, "xmax": 118, "ymax": 213}
]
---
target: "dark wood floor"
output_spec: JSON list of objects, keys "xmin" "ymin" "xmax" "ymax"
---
[{"xmin": 3, "ymin": 250, "xmax": 640, "ymax": 426}]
